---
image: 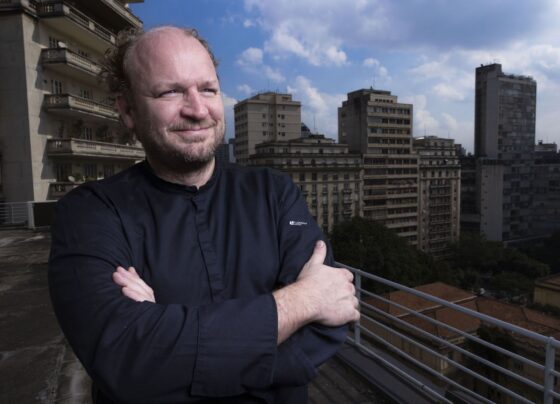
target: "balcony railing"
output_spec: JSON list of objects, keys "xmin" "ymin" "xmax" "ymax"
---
[
  {"xmin": 43, "ymin": 94, "xmax": 118, "ymax": 120},
  {"xmin": 99, "ymin": 0, "xmax": 142, "ymax": 28},
  {"xmin": 339, "ymin": 263, "xmax": 560, "ymax": 403},
  {"xmin": 47, "ymin": 138, "xmax": 145, "ymax": 160},
  {"xmin": 41, "ymin": 48, "xmax": 102, "ymax": 77},
  {"xmin": 36, "ymin": 1, "xmax": 116, "ymax": 45}
]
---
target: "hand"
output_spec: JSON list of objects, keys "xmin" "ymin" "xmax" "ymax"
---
[
  {"xmin": 273, "ymin": 240, "xmax": 360, "ymax": 343},
  {"xmin": 296, "ymin": 240, "xmax": 360, "ymax": 327},
  {"xmin": 112, "ymin": 266, "xmax": 155, "ymax": 303}
]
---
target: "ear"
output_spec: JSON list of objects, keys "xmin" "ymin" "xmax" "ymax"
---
[{"xmin": 116, "ymin": 94, "xmax": 135, "ymax": 131}]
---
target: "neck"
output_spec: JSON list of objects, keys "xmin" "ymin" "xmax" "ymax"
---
[{"xmin": 147, "ymin": 157, "xmax": 216, "ymax": 188}]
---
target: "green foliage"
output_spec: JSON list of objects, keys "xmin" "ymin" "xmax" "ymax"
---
[
  {"xmin": 447, "ymin": 232, "xmax": 549, "ymax": 290},
  {"xmin": 330, "ymin": 217, "xmax": 452, "ymax": 290},
  {"xmin": 330, "ymin": 219, "xmax": 550, "ymax": 298},
  {"xmin": 521, "ymin": 231, "xmax": 560, "ymax": 274}
]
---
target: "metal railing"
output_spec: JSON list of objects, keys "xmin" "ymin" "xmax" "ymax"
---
[
  {"xmin": 0, "ymin": 202, "xmax": 31, "ymax": 227},
  {"xmin": 339, "ymin": 262, "xmax": 560, "ymax": 403}
]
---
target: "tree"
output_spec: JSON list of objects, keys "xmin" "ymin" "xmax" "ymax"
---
[{"xmin": 330, "ymin": 217, "xmax": 451, "ymax": 291}]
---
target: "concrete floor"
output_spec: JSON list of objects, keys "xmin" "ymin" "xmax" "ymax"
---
[{"xmin": 0, "ymin": 228, "xmax": 385, "ymax": 404}]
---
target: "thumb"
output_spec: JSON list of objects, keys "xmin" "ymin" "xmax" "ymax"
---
[{"xmin": 307, "ymin": 240, "xmax": 327, "ymax": 267}]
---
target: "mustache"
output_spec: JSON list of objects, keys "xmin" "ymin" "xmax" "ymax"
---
[{"xmin": 168, "ymin": 120, "xmax": 217, "ymax": 131}]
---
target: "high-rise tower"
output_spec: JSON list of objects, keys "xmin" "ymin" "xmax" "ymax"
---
[
  {"xmin": 234, "ymin": 92, "xmax": 301, "ymax": 165},
  {"xmin": 474, "ymin": 64, "xmax": 536, "ymax": 241},
  {"xmin": 338, "ymin": 89, "xmax": 418, "ymax": 245}
]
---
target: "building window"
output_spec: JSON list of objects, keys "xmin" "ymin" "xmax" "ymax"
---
[
  {"xmin": 312, "ymin": 173, "xmax": 317, "ymax": 181},
  {"xmin": 299, "ymin": 173, "xmax": 305, "ymax": 182},
  {"xmin": 81, "ymin": 127, "xmax": 93, "ymax": 140},
  {"xmin": 84, "ymin": 163, "xmax": 96, "ymax": 180},
  {"xmin": 51, "ymin": 80, "xmax": 63, "ymax": 94}
]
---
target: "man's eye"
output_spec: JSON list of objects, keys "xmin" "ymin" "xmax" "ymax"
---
[
  {"xmin": 202, "ymin": 88, "xmax": 218, "ymax": 95},
  {"xmin": 159, "ymin": 89, "xmax": 181, "ymax": 98}
]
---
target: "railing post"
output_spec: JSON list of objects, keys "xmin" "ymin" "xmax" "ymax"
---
[
  {"xmin": 543, "ymin": 337, "xmax": 556, "ymax": 404},
  {"xmin": 27, "ymin": 201, "xmax": 35, "ymax": 229},
  {"xmin": 354, "ymin": 271, "xmax": 361, "ymax": 346}
]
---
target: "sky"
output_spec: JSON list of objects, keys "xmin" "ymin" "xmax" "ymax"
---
[{"xmin": 129, "ymin": 0, "xmax": 560, "ymax": 152}]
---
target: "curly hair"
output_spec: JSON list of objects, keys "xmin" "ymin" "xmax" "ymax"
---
[{"xmin": 100, "ymin": 26, "xmax": 219, "ymax": 101}]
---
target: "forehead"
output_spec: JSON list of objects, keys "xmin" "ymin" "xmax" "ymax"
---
[{"xmin": 128, "ymin": 30, "xmax": 217, "ymax": 87}]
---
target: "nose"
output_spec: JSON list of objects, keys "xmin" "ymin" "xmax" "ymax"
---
[{"xmin": 180, "ymin": 89, "xmax": 209, "ymax": 120}]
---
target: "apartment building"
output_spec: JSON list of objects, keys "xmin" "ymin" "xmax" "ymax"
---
[
  {"xmin": 474, "ymin": 63, "xmax": 536, "ymax": 241},
  {"xmin": 248, "ymin": 134, "xmax": 362, "ymax": 234},
  {"xmin": 234, "ymin": 92, "xmax": 301, "ymax": 165},
  {"xmin": 414, "ymin": 136, "xmax": 461, "ymax": 256},
  {"xmin": 338, "ymin": 89, "xmax": 418, "ymax": 245},
  {"xmin": 533, "ymin": 142, "xmax": 560, "ymax": 235},
  {"xmin": 0, "ymin": 0, "xmax": 145, "ymax": 202}
]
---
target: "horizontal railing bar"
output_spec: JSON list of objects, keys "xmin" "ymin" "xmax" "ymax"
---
[
  {"xmin": 352, "ymin": 327, "xmax": 496, "ymax": 404},
  {"xmin": 344, "ymin": 336, "xmax": 454, "ymax": 404},
  {"xmin": 360, "ymin": 299, "xmax": 544, "ymax": 392},
  {"xmin": 357, "ymin": 285, "xmax": 545, "ymax": 372},
  {"xmin": 339, "ymin": 262, "xmax": 560, "ymax": 349},
  {"xmin": 359, "ymin": 311, "xmax": 540, "ymax": 402}
]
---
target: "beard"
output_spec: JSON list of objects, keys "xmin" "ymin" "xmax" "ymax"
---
[{"xmin": 137, "ymin": 117, "xmax": 225, "ymax": 172}]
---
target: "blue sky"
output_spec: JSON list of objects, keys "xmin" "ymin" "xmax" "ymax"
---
[{"xmin": 129, "ymin": 0, "xmax": 560, "ymax": 152}]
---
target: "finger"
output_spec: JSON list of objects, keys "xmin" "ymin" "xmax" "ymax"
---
[
  {"xmin": 127, "ymin": 267, "xmax": 154, "ymax": 296},
  {"xmin": 123, "ymin": 286, "xmax": 153, "ymax": 302},
  {"xmin": 306, "ymin": 240, "xmax": 327, "ymax": 267},
  {"xmin": 112, "ymin": 271, "xmax": 129, "ymax": 287}
]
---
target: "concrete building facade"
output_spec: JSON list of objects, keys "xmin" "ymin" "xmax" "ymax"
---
[
  {"xmin": 338, "ymin": 89, "xmax": 418, "ymax": 245},
  {"xmin": 0, "ymin": 0, "xmax": 144, "ymax": 202},
  {"xmin": 248, "ymin": 134, "xmax": 363, "ymax": 234},
  {"xmin": 474, "ymin": 63, "xmax": 536, "ymax": 241},
  {"xmin": 414, "ymin": 136, "xmax": 461, "ymax": 256},
  {"xmin": 234, "ymin": 92, "xmax": 301, "ymax": 165}
]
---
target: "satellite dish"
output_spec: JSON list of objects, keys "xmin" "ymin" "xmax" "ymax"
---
[
  {"xmin": 57, "ymin": 41, "xmax": 67, "ymax": 48},
  {"xmin": 68, "ymin": 175, "xmax": 75, "ymax": 182}
]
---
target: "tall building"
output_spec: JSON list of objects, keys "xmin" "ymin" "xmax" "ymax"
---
[
  {"xmin": 338, "ymin": 89, "xmax": 418, "ymax": 245},
  {"xmin": 533, "ymin": 143, "xmax": 560, "ymax": 235},
  {"xmin": 234, "ymin": 92, "xmax": 301, "ymax": 165},
  {"xmin": 248, "ymin": 134, "xmax": 362, "ymax": 233},
  {"xmin": 474, "ymin": 64, "xmax": 536, "ymax": 241},
  {"xmin": 0, "ymin": 0, "xmax": 145, "ymax": 202},
  {"xmin": 414, "ymin": 136, "xmax": 461, "ymax": 256}
]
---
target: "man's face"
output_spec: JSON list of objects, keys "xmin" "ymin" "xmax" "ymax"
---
[{"xmin": 119, "ymin": 29, "xmax": 225, "ymax": 170}]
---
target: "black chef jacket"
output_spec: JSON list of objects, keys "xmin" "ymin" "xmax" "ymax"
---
[{"xmin": 48, "ymin": 159, "xmax": 347, "ymax": 403}]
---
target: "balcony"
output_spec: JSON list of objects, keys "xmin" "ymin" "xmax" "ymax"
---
[
  {"xmin": 339, "ymin": 263, "xmax": 560, "ymax": 403},
  {"xmin": 41, "ymin": 48, "xmax": 102, "ymax": 84},
  {"xmin": 43, "ymin": 94, "xmax": 118, "ymax": 122},
  {"xmin": 98, "ymin": 0, "xmax": 142, "ymax": 29},
  {"xmin": 47, "ymin": 138, "xmax": 145, "ymax": 161},
  {"xmin": 36, "ymin": 1, "xmax": 116, "ymax": 53}
]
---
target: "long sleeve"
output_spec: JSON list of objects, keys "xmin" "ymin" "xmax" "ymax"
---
[
  {"xmin": 270, "ymin": 173, "xmax": 348, "ymax": 386},
  {"xmin": 48, "ymin": 164, "xmax": 348, "ymax": 403},
  {"xmin": 49, "ymin": 188, "xmax": 279, "ymax": 403}
]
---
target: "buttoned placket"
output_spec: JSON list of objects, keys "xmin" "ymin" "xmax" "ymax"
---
[{"xmin": 191, "ymin": 193, "xmax": 225, "ymax": 301}]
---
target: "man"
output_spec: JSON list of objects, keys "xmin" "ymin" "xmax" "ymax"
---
[{"xmin": 48, "ymin": 26, "xmax": 359, "ymax": 403}]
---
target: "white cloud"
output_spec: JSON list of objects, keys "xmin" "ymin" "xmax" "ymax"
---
[
  {"xmin": 243, "ymin": 19, "xmax": 255, "ymax": 28},
  {"xmin": 236, "ymin": 47, "xmax": 285, "ymax": 82},
  {"xmin": 433, "ymin": 83, "xmax": 465, "ymax": 102},
  {"xmin": 237, "ymin": 84, "xmax": 253, "ymax": 95},
  {"xmin": 287, "ymin": 75, "xmax": 346, "ymax": 138},
  {"xmin": 363, "ymin": 57, "xmax": 380, "ymax": 67},
  {"xmin": 236, "ymin": 47, "xmax": 263, "ymax": 65}
]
